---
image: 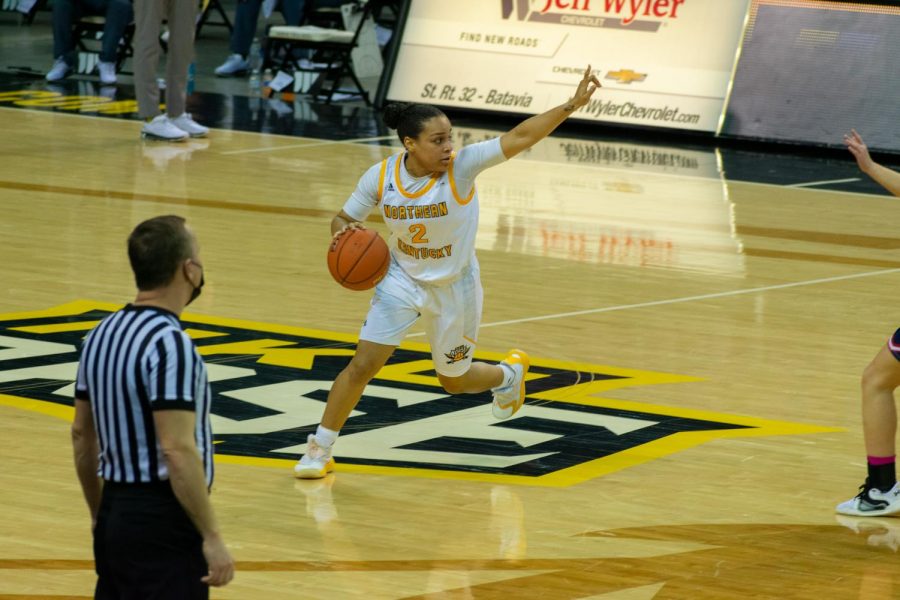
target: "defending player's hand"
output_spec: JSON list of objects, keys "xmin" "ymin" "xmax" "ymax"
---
[
  {"xmin": 201, "ymin": 534, "xmax": 235, "ymax": 587},
  {"xmin": 567, "ymin": 65, "xmax": 601, "ymax": 111},
  {"xmin": 844, "ymin": 129, "xmax": 874, "ymax": 174}
]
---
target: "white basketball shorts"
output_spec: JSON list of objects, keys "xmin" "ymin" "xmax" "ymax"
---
[{"xmin": 359, "ymin": 258, "xmax": 482, "ymax": 377}]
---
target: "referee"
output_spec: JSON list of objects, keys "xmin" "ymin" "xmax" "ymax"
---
[{"xmin": 71, "ymin": 215, "xmax": 234, "ymax": 598}]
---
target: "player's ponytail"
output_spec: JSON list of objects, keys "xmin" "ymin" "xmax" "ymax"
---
[{"xmin": 382, "ymin": 103, "xmax": 445, "ymax": 144}]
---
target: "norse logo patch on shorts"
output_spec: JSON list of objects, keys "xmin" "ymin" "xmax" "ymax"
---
[
  {"xmin": 0, "ymin": 301, "xmax": 840, "ymax": 486},
  {"xmin": 444, "ymin": 344, "xmax": 471, "ymax": 364}
]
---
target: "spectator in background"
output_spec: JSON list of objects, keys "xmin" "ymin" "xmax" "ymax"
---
[
  {"xmin": 134, "ymin": 0, "xmax": 208, "ymax": 141},
  {"xmin": 46, "ymin": 0, "xmax": 133, "ymax": 85},
  {"xmin": 214, "ymin": 0, "xmax": 344, "ymax": 77}
]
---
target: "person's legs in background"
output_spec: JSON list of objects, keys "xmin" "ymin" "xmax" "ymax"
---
[
  {"xmin": 96, "ymin": 0, "xmax": 133, "ymax": 84},
  {"xmin": 134, "ymin": 0, "xmax": 187, "ymax": 141},
  {"xmin": 215, "ymin": 0, "xmax": 263, "ymax": 76},
  {"xmin": 215, "ymin": 0, "xmax": 306, "ymax": 76},
  {"xmin": 164, "ymin": 0, "xmax": 208, "ymax": 138},
  {"xmin": 47, "ymin": 0, "xmax": 81, "ymax": 81}
]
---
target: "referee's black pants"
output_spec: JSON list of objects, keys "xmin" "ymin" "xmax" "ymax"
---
[{"xmin": 93, "ymin": 480, "xmax": 208, "ymax": 600}]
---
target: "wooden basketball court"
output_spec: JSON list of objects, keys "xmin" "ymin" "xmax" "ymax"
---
[{"xmin": 2, "ymin": 105, "xmax": 900, "ymax": 599}]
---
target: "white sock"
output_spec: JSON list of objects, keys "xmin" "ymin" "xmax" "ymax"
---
[
  {"xmin": 314, "ymin": 424, "xmax": 339, "ymax": 448},
  {"xmin": 494, "ymin": 363, "xmax": 516, "ymax": 391}
]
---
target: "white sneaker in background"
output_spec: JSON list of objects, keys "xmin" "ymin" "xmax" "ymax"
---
[
  {"xmin": 168, "ymin": 113, "xmax": 208, "ymax": 138},
  {"xmin": 140, "ymin": 115, "xmax": 188, "ymax": 141},
  {"xmin": 215, "ymin": 54, "xmax": 249, "ymax": 77},
  {"xmin": 97, "ymin": 61, "xmax": 116, "ymax": 85},
  {"xmin": 294, "ymin": 434, "xmax": 335, "ymax": 479},
  {"xmin": 45, "ymin": 57, "xmax": 71, "ymax": 82}
]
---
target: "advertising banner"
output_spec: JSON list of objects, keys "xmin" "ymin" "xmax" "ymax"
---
[{"xmin": 385, "ymin": 0, "xmax": 751, "ymax": 132}]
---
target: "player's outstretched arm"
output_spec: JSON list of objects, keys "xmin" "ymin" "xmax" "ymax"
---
[
  {"xmin": 500, "ymin": 65, "xmax": 601, "ymax": 160},
  {"xmin": 845, "ymin": 129, "xmax": 900, "ymax": 197}
]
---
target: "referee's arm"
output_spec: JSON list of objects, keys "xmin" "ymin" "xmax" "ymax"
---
[
  {"xmin": 155, "ymin": 409, "xmax": 234, "ymax": 587},
  {"xmin": 71, "ymin": 398, "xmax": 102, "ymax": 528}
]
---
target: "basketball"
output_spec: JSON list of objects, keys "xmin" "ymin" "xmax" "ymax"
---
[{"xmin": 327, "ymin": 228, "xmax": 390, "ymax": 291}]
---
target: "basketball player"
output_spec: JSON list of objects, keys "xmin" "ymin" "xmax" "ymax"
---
[
  {"xmin": 294, "ymin": 66, "xmax": 601, "ymax": 478},
  {"xmin": 837, "ymin": 130, "xmax": 900, "ymax": 516}
]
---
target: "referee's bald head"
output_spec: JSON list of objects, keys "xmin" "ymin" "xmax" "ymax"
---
[{"xmin": 127, "ymin": 215, "xmax": 196, "ymax": 291}]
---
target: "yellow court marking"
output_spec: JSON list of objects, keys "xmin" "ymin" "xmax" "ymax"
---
[
  {"xmin": 0, "ymin": 301, "xmax": 842, "ymax": 487},
  {"xmin": 11, "ymin": 321, "xmax": 101, "ymax": 334}
]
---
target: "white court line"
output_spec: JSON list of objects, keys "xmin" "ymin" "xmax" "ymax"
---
[
  {"xmin": 220, "ymin": 135, "xmax": 395, "ymax": 155},
  {"xmin": 408, "ymin": 267, "xmax": 900, "ymax": 335},
  {"xmin": 787, "ymin": 177, "xmax": 861, "ymax": 188}
]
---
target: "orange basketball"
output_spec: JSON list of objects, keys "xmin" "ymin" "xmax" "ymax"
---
[{"xmin": 327, "ymin": 228, "xmax": 390, "ymax": 291}]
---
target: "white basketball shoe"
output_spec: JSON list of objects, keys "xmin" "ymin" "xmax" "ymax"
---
[
  {"xmin": 836, "ymin": 481, "xmax": 900, "ymax": 517},
  {"xmin": 491, "ymin": 349, "xmax": 529, "ymax": 420},
  {"xmin": 294, "ymin": 434, "xmax": 336, "ymax": 479}
]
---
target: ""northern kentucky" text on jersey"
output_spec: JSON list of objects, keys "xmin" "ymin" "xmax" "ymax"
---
[{"xmin": 383, "ymin": 202, "xmax": 449, "ymax": 221}]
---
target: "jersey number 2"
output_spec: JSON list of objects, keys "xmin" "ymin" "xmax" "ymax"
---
[{"xmin": 409, "ymin": 224, "xmax": 429, "ymax": 244}]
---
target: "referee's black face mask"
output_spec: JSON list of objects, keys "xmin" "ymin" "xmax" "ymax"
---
[{"xmin": 186, "ymin": 260, "xmax": 204, "ymax": 306}]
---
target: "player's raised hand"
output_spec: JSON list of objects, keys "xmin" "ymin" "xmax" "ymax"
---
[
  {"xmin": 567, "ymin": 65, "xmax": 602, "ymax": 111},
  {"xmin": 844, "ymin": 129, "xmax": 874, "ymax": 174}
]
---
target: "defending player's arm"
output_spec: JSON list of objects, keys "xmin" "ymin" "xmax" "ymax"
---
[
  {"xmin": 71, "ymin": 397, "xmax": 102, "ymax": 528},
  {"xmin": 845, "ymin": 129, "xmax": 900, "ymax": 197},
  {"xmin": 500, "ymin": 65, "xmax": 601, "ymax": 160}
]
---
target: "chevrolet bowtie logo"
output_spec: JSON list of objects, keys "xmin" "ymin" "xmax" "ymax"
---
[{"xmin": 605, "ymin": 69, "xmax": 647, "ymax": 84}]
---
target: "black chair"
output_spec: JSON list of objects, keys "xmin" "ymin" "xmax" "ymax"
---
[
  {"xmin": 195, "ymin": 0, "xmax": 234, "ymax": 38},
  {"xmin": 264, "ymin": 1, "xmax": 375, "ymax": 105},
  {"xmin": 72, "ymin": 15, "xmax": 136, "ymax": 75}
]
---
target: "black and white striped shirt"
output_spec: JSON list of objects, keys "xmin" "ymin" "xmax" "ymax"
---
[{"xmin": 75, "ymin": 305, "xmax": 214, "ymax": 487}]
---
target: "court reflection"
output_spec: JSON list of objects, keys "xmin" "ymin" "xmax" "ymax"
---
[
  {"xmin": 291, "ymin": 479, "xmax": 530, "ymax": 597},
  {"xmin": 140, "ymin": 138, "xmax": 211, "ymax": 170},
  {"xmin": 452, "ymin": 127, "xmax": 745, "ymax": 276}
]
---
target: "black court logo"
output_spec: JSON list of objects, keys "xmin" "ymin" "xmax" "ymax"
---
[
  {"xmin": 0, "ymin": 301, "xmax": 837, "ymax": 486},
  {"xmin": 444, "ymin": 344, "xmax": 471, "ymax": 364}
]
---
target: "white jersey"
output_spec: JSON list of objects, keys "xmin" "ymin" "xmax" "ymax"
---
[{"xmin": 342, "ymin": 137, "xmax": 507, "ymax": 284}]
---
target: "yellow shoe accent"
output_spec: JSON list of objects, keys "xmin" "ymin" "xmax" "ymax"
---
[
  {"xmin": 294, "ymin": 434, "xmax": 336, "ymax": 479},
  {"xmin": 492, "ymin": 349, "xmax": 530, "ymax": 419},
  {"xmin": 294, "ymin": 457, "xmax": 336, "ymax": 480}
]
